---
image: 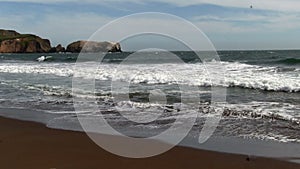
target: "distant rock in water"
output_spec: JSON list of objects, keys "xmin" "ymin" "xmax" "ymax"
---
[
  {"xmin": 66, "ymin": 40, "xmax": 122, "ymax": 53},
  {"xmin": 0, "ymin": 29, "xmax": 51, "ymax": 53},
  {"xmin": 50, "ymin": 44, "xmax": 66, "ymax": 53}
]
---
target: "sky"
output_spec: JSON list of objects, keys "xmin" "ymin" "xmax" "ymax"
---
[{"xmin": 1, "ymin": 0, "xmax": 300, "ymax": 50}]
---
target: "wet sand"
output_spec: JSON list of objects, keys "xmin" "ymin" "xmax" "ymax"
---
[{"xmin": 0, "ymin": 116, "xmax": 299, "ymax": 169}]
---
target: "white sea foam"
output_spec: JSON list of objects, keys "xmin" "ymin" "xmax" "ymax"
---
[
  {"xmin": 222, "ymin": 101, "xmax": 300, "ymax": 123},
  {"xmin": 241, "ymin": 133, "xmax": 300, "ymax": 143},
  {"xmin": 0, "ymin": 61, "xmax": 299, "ymax": 92}
]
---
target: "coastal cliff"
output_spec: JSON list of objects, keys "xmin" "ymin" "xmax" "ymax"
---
[
  {"xmin": 0, "ymin": 29, "xmax": 51, "ymax": 53},
  {"xmin": 0, "ymin": 29, "xmax": 122, "ymax": 53}
]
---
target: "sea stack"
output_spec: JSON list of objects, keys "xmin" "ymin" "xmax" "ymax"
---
[{"xmin": 66, "ymin": 40, "xmax": 122, "ymax": 53}]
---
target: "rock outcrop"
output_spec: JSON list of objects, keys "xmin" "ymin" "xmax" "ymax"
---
[
  {"xmin": 0, "ymin": 29, "xmax": 52, "ymax": 53},
  {"xmin": 50, "ymin": 44, "xmax": 66, "ymax": 53},
  {"xmin": 66, "ymin": 40, "xmax": 122, "ymax": 53},
  {"xmin": 0, "ymin": 29, "xmax": 122, "ymax": 53}
]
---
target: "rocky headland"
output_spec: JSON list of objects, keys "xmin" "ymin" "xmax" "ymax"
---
[
  {"xmin": 0, "ymin": 29, "xmax": 51, "ymax": 53},
  {"xmin": 0, "ymin": 29, "xmax": 122, "ymax": 53}
]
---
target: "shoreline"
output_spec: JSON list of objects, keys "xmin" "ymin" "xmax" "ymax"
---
[
  {"xmin": 1, "ymin": 115, "xmax": 300, "ymax": 169},
  {"xmin": 1, "ymin": 107, "xmax": 300, "ymax": 161}
]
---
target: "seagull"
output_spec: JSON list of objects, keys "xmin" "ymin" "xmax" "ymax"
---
[{"xmin": 250, "ymin": 5, "xmax": 253, "ymax": 9}]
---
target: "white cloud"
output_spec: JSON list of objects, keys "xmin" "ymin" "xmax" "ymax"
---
[
  {"xmin": 158, "ymin": 0, "xmax": 300, "ymax": 12},
  {"xmin": 1, "ymin": 1, "xmax": 300, "ymax": 50},
  {"xmin": 0, "ymin": 12, "xmax": 112, "ymax": 46},
  {"xmin": 1, "ymin": 8, "xmax": 300, "ymax": 44},
  {"xmin": 193, "ymin": 14, "xmax": 273, "ymax": 23},
  {"xmin": 192, "ymin": 12, "xmax": 300, "ymax": 33},
  {"xmin": 2, "ymin": 0, "xmax": 300, "ymax": 12},
  {"xmin": 0, "ymin": 12, "xmax": 222, "ymax": 50},
  {"xmin": 196, "ymin": 21, "xmax": 258, "ymax": 33}
]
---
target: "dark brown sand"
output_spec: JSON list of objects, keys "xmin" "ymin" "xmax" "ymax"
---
[{"xmin": 0, "ymin": 116, "xmax": 299, "ymax": 169}]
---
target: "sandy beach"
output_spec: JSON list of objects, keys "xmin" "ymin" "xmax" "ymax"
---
[
  {"xmin": 0, "ymin": 116, "xmax": 299, "ymax": 169},
  {"xmin": 1, "ymin": 0, "xmax": 300, "ymax": 168}
]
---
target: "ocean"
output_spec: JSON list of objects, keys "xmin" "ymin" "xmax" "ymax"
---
[{"xmin": 0, "ymin": 50, "xmax": 299, "ymax": 145}]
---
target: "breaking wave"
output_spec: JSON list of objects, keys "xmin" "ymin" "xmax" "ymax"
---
[
  {"xmin": 0, "ymin": 61, "xmax": 299, "ymax": 92},
  {"xmin": 276, "ymin": 58, "xmax": 300, "ymax": 65}
]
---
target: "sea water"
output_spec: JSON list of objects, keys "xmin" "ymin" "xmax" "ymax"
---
[{"xmin": 0, "ymin": 50, "xmax": 299, "ymax": 144}]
